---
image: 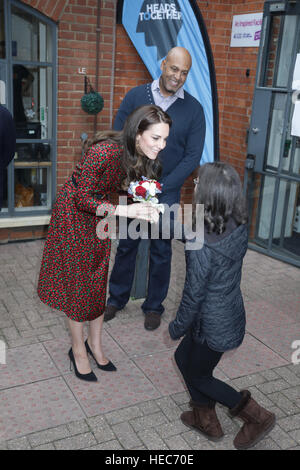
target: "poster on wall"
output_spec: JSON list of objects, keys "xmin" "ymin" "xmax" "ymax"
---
[
  {"xmin": 117, "ymin": 0, "xmax": 219, "ymax": 164},
  {"xmin": 230, "ymin": 13, "xmax": 263, "ymax": 48}
]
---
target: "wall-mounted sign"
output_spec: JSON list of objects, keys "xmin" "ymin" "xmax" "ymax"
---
[{"xmin": 230, "ymin": 13, "xmax": 263, "ymax": 48}]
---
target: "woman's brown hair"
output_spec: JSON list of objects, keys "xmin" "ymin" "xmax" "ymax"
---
[{"xmin": 85, "ymin": 105, "xmax": 172, "ymax": 190}]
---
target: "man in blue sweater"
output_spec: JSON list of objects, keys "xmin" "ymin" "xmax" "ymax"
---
[
  {"xmin": 0, "ymin": 105, "xmax": 16, "ymax": 210},
  {"xmin": 104, "ymin": 47, "xmax": 206, "ymax": 330}
]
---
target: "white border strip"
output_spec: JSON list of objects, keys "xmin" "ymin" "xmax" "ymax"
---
[{"xmin": 0, "ymin": 216, "xmax": 50, "ymax": 228}]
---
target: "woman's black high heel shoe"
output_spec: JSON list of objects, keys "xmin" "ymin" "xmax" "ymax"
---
[
  {"xmin": 85, "ymin": 340, "xmax": 117, "ymax": 372},
  {"xmin": 68, "ymin": 348, "xmax": 98, "ymax": 382}
]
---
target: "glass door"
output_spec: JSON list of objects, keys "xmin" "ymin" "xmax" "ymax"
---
[{"xmin": 246, "ymin": 0, "xmax": 300, "ymax": 268}]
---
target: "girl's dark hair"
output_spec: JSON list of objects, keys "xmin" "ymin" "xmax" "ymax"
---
[
  {"xmin": 85, "ymin": 105, "xmax": 172, "ymax": 190},
  {"xmin": 194, "ymin": 162, "xmax": 248, "ymax": 234}
]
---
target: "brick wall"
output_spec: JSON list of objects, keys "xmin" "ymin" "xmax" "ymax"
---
[
  {"xmin": 113, "ymin": 0, "xmax": 265, "ymax": 201},
  {"xmin": 1, "ymin": 0, "xmax": 265, "ymax": 242},
  {"xmin": 0, "ymin": 226, "xmax": 48, "ymax": 244},
  {"xmin": 199, "ymin": 0, "xmax": 266, "ymax": 177},
  {"xmin": 0, "ymin": 0, "xmax": 117, "ymax": 242},
  {"xmin": 45, "ymin": 0, "xmax": 263, "ymax": 188},
  {"xmin": 22, "ymin": 0, "xmax": 116, "ymax": 188}
]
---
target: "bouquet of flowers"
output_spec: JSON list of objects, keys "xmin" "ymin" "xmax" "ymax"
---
[{"xmin": 128, "ymin": 176, "xmax": 165, "ymax": 214}]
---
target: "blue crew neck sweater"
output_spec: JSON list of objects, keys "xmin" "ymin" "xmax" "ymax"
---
[{"xmin": 114, "ymin": 83, "xmax": 206, "ymax": 204}]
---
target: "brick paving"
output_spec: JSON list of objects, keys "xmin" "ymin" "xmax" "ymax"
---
[{"xmin": 0, "ymin": 239, "xmax": 300, "ymax": 450}]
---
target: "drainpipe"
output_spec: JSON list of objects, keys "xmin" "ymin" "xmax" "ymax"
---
[
  {"xmin": 94, "ymin": 0, "xmax": 101, "ymax": 135},
  {"xmin": 109, "ymin": 0, "xmax": 117, "ymax": 127}
]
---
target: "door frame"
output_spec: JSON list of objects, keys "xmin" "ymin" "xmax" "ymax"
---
[{"xmin": 245, "ymin": 0, "xmax": 300, "ymax": 268}]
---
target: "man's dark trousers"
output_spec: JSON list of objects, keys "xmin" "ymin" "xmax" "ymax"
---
[
  {"xmin": 108, "ymin": 236, "xmax": 172, "ymax": 315},
  {"xmin": 108, "ymin": 191, "xmax": 180, "ymax": 315}
]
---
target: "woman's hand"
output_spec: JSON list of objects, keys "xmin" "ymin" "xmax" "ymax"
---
[{"xmin": 115, "ymin": 202, "xmax": 160, "ymax": 224}]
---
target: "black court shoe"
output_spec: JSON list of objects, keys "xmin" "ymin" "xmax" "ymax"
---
[
  {"xmin": 85, "ymin": 340, "xmax": 117, "ymax": 372},
  {"xmin": 68, "ymin": 348, "xmax": 98, "ymax": 382}
]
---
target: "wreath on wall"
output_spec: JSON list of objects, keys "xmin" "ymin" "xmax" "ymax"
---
[{"xmin": 81, "ymin": 76, "xmax": 104, "ymax": 115}]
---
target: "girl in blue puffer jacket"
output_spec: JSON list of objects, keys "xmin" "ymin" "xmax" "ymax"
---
[{"xmin": 169, "ymin": 162, "xmax": 275, "ymax": 450}]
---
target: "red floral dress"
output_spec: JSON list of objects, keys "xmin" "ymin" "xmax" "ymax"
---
[{"xmin": 37, "ymin": 141, "xmax": 125, "ymax": 322}]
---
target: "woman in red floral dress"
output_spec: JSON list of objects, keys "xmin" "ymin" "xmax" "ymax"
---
[{"xmin": 37, "ymin": 105, "xmax": 171, "ymax": 381}]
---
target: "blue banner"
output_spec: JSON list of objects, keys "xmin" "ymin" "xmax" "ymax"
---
[{"xmin": 118, "ymin": 0, "xmax": 219, "ymax": 164}]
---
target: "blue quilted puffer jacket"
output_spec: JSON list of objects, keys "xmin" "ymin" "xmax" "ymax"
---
[{"xmin": 169, "ymin": 221, "xmax": 248, "ymax": 352}]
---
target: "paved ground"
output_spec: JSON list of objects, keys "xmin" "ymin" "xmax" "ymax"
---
[{"xmin": 0, "ymin": 238, "xmax": 300, "ymax": 451}]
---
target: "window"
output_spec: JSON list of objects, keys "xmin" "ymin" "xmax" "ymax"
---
[
  {"xmin": 0, "ymin": 0, "xmax": 56, "ymax": 216},
  {"xmin": 0, "ymin": 1, "xmax": 5, "ymax": 59}
]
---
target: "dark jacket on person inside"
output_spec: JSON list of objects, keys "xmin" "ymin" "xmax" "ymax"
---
[{"xmin": 0, "ymin": 105, "xmax": 16, "ymax": 209}]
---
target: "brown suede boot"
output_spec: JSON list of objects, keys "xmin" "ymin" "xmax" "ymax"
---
[
  {"xmin": 230, "ymin": 390, "xmax": 276, "ymax": 450},
  {"xmin": 180, "ymin": 400, "xmax": 224, "ymax": 441}
]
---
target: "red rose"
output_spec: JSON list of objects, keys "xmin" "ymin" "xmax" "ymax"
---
[
  {"xmin": 155, "ymin": 182, "xmax": 162, "ymax": 191},
  {"xmin": 135, "ymin": 185, "xmax": 147, "ymax": 198}
]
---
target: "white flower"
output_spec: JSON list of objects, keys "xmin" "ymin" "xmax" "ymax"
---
[{"xmin": 148, "ymin": 183, "xmax": 157, "ymax": 197}]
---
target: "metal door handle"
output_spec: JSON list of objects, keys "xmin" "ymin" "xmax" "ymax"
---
[{"xmin": 252, "ymin": 127, "xmax": 260, "ymax": 134}]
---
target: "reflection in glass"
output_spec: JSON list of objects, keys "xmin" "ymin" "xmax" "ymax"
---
[
  {"xmin": 0, "ymin": 62, "xmax": 5, "ymax": 105},
  {"xmin": 13, "ymin": 64, "xmax": 34, "ymax": 123},
  {"xmin": 248, "ymin": 172, "xmax": 263, "ymax": 241},
  {"xmin": 248, "ymin": 173, "xmax": 276, "ymax": 243},
  {"xmin": 265, "ymin": 94, "xmax": 287, "ymax": 170},
  {"xmin": 281, "ymin": 104, "xmax": 300, "ymax": 175},
  {"xmin": 248, "ymin": 172, "xmax": 300, "ymax": 260},
  {"xmin": 275, "ymin": 15, "xmax": 297, "ymax": 88},
  {"xmin": 0, "ymin": 0, "xmax": 5, "ymax": 59},
  {"xmin": 272, "ymin": 180, "xmax": 300, "ymax": 259},
  {"xmin": 257, "ymin": 175, "xmax": 276, "ymax": 241},
  {"xmin": 13, "ymin": 65, "xmax": 52, "ymax": 139},
  {"xmin": 293, "ymin": 140, "xmax": 300, "ymax": 175},
  {"xmin": 263, "ymin": 15, "xmax": 282, "ymax": 87},
  {"xmin": 262, "ymin": 15, "xmax": 298, "ymax": 89},
  {"xmin": 1, "ymin": 168, "xmax": 8, "ymax": 210},
  {"xmin": 14, "ymin": 142, "xmax": 51, "ymax": 162},
  {"xmin": 15, "ymin": 168, "xmax": 50, "ymax": 208},
  {"xmin": 11, "ymin": 6, "xmax": 52, "ymax": 62}
]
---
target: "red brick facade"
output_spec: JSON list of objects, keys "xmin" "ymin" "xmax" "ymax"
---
[
  {"xmin": 1, "ymin": 0, "xmax": 265, "ymax": 242},
  {"xmin": 22, "ymin": 0, "xmax": 117, "ymax": 188}
]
